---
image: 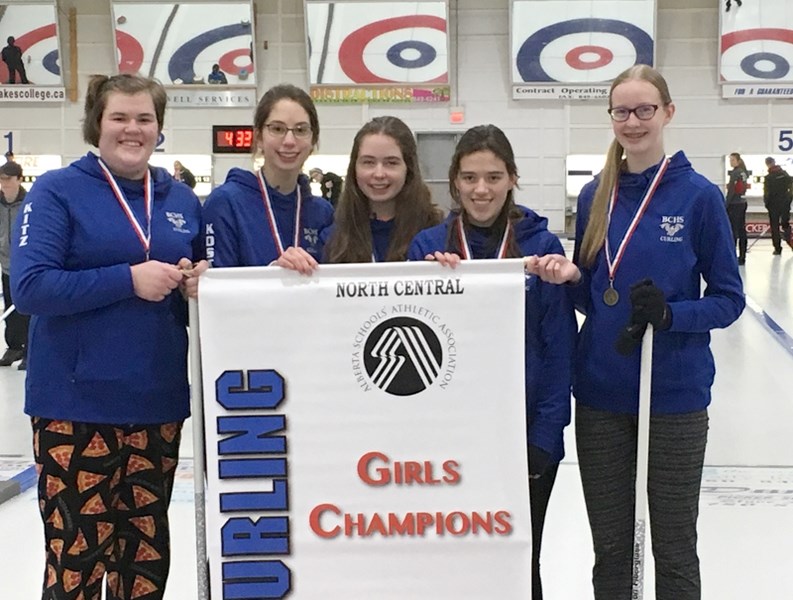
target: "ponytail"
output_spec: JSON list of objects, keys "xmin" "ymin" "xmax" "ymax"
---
[{"xmin": 579, "ymin": 139, "xmax": 624, "ymax": 267}]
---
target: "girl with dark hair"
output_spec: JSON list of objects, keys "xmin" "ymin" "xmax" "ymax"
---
[
  {"xmin": 202, "ymin": 84, "xmax": 333, "ymax": 271},
  {"xmin": 527, "ymin": 65, "xmax": 744, "ymax": 599},
  {"xmin": 408, "ymin": 124, "xmax": 576, "ymax": 600},
  {"xmin": 11, "ymin": 73, "xmax": 206, "ymax": 600},
  {"xmin": 726, "ymin": 152, "xmax": 749, "ymax": 264},
  {"xmin": 323, "ymin": 116, "xmax": 441, "ymax": 264}
]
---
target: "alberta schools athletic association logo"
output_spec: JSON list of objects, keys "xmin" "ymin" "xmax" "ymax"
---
[
  {"xmin": 364, "ymin": 317, "xmax": 442, "ymax": 396},
  {"xmin": 352, "ymin": 306, "xmax": 457, "ymax": 395}
]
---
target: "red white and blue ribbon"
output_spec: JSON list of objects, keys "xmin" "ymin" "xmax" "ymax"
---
[
  {"xmin": 97, "ymin": 158, "xmax": 152, "ymax": 260},
  {"xmin": 257, "ymin": 169, "xmax": 303, "ymax": 257},
  {"xmin": 605, "ymin": 157, "xmax": 670, "ymax": 286},
  {"xmin": 456, "ymin": 216, "xmax": 511, "ymax": 260}
]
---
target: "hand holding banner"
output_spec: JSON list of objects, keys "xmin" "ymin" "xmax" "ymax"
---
[{"xmin": 197, "ymin": 260, "xmax": 532, "ymax": 598}]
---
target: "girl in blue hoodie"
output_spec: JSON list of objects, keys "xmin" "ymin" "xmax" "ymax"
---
[
  {"xmin": 408, "ymin": 125, "xmax": 576, "ymax": 600},
  {"xmin": 323, "ymin": 116, "xmax": 441, "ymax": 264},
  {"xmin": 11, "ymin": 74, "xmax": 206, "ymax": 600},
  {"xmin": 202, "ymin": 84, "xmax": 333, "ymax": 273},
  {"xmin": 527, "ymin": 65, "xmax": 744, "ymax": 599}
]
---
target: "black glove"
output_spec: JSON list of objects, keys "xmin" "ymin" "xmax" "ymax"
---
[
  {"xmin": 615, "ymin": 322, "xmax": 645, "ymax": 356},
  {"xmin": 528, "ymin": 445, "xmax": 551, "ymax": 479},
  {"xmin": 614, "ymin": 279, "xmax": 671, "ymax": 356},
  {"xmin": 629, "ymin": 278, "xmax": 671, "ymax": 331}
]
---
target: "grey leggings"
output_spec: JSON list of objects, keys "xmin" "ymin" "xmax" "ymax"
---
[{"xmin": 575, "ymin": 404, "xmax": 709, "ymax": 600}]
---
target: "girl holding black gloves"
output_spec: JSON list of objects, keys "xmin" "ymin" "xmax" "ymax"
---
[{"xmin": 526, "ymin": 65, "xmax": 744, "ymax": 599}]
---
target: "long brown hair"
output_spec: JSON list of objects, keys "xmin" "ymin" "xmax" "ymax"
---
[
  {"xmin": 578, "ymin": 65, "xmax": 673, "ymax": 267},
  {"xmin": 325, "ymin": 116, "xmax": 440, "ymax": 263},
  {"xmin": 729, "ymin": 152, "xmax": 747, "ymax": 171},
  {"xmin": 446, "ymin": 124, "xmax": 523, "ymax": 258}
]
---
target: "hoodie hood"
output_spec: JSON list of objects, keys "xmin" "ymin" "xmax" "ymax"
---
[
  {"xmin": 73, "ymin": 152, "xmax": 175, "ymax": 196},
  {"xmin": 512, "ymin": 204, "xmax": 550, "ymax": 239},
  {"xmin": 0, "ymin": 184, "xmax": 25, "ymax": 207},
  {"xmin": 223, "ymin": 166, "xmax": 261, "ymax": 194},
  {"xmin": 222, "ymin": 167, "xmax": 315, "ymax": 203},
  {"xmin": 445, "ymin": 204, "xmax": 551, "ymax": 242},
  {"xmin": 616, "ymin": 150, "xmax": 691, "ymax": 192},
  {"xmin": 436, "ymin": 203, "xmax": 558, "ymax": 259}
]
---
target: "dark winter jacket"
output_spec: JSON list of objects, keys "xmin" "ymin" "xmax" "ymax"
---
[{"xmin": 764, "ymin": 165, "xmax": 792, "ymax": 208}]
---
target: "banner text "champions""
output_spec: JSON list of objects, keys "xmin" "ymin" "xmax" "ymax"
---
[{"xmin": 309, "ymin": 451, "xmax": 513, "ymax": 538}]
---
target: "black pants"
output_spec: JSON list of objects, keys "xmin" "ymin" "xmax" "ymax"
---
[
  {"xmin": 726, "ymin": 202, "xmax": 747, "ymax": 260},
  {"xmin": 2, "ymin": 270, "xmax": 29, "ymax": 350},
  {"xmin": 34, "ymin": 417, "xmax": 183, "ymax": 600},
  {"xmin": 530, "ymin": 461, "xmax": 558, "ymax": 600},
  {"xmin": 767, "ymin": 199, "xmax": 791, "ymax": 251},
  {"xmin": 5, "ymin": 61, "xmax": 29, "ymax": 84},
  {"xmin": 576, "ymin": 405, "xmax": 708, "ymax": 600}
]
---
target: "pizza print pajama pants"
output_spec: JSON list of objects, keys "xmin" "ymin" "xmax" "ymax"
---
[{"xmin": 32, "ymin": 418, "xmax": 183, "ymax": 600}]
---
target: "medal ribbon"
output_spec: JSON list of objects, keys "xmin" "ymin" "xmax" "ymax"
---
[
  {"xmin": 605, "ymin": 157, "xmax": 670, "ymax": 285},
  {"xmin": 456, "ymin": 216, "xmax": 511, "ymax": 260},
  {"xmin": 97, "ymin": 158, "xmax": 152, "ymax": 260},
  {"xmin": 257, "ymin": 170, "xmax": 303, "ymax": 257}
]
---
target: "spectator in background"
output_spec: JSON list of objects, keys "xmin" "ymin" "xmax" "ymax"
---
[
  {"xmin": 173, "ymin": 160, "xmax": 196, "ymax": 189},
  {"xmin": 207, "ymin": 63, "xmax": 227, "ymax": 85},
  {"xmin": 0, "ymin": 160, "xmax": 29, "ymax": 370},
  {"xmin": 2, "ymin": 36, "xmax": 29, "ymax": 84},
  {"xmin": 4, "ymin": 151, "xmax": 15, "ymax": 163},
  {"xmin": 763, "ymin": 156, "xmax": 793, "ymax": 255},
  {"xmin": 309, "ymin": 167, "xmax": 343, "ymax": 208},
  {"xmin": 725, "ymin": 152, "xmax": 749, "ymax": 265}
]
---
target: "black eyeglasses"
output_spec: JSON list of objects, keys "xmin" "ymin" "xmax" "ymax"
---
[
  {"xmin": 263, "ymin": 122, "xmax": 313, "ymax": 139},
  {"xmin": 607, "ymin": 104, "xmax": 660, "ymax": 122}
]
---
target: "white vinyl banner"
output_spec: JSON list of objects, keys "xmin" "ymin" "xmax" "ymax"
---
[{"xmin": 198, "ymin": 260, "xmax": 532, "ymax": 599}]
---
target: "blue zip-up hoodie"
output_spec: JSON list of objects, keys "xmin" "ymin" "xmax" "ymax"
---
[
  {"xmin": 202, "ymin": 168, "xmax": 334, "ymax": 267},
  {"xmin": 408, "ymin": 207, "xmax": 576, "ymax": 463},
  {"xmin": 320, "ymin": 218, "xmax": 396, "ymax": 263},
  {"xmin": 11, "ymin": 152, "xmax": 203, "ymax": 424},
  {"xmin": 570, "ymin": 151, "xmax": 745, "ymax": 415}
]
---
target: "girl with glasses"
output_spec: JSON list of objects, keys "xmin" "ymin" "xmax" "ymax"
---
[
  {"xmin": 202, "ymin": 84, "xmax": 333, "ymax": 270},
  {"xmin": 322, "ymin": 116, "xmax": 441, "ymax": 265},
  {"xmin": 527, "ymin": 65, "xmax": 744, "ymax": 599},
  {"xmin": 408, "ymin": 124, "xmax": 576, "ymax": 600}
]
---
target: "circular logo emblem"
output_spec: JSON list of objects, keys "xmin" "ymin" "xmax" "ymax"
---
[{"xmin": 363, "ymin": 317, "xmax": 443, "ymax": 396}]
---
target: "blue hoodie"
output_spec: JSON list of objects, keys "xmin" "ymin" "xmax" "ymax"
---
[
  {"xmin": 202, "ymin": 168, "xmax": 334, "ymax": 267},
  {"xmin": 408, "ymin": 207, "xmax": 576, "ymax": 463},
  {"xmin": 570, "ymin": 151, "xmax": 745, "ymax": 415},
  {"xmin": 320, "ymin": 218, "xmax": 396, "ymax": 263},
  {"xmin": 11, "ymin": 153, "xmax": 203, "ymax": 424}
]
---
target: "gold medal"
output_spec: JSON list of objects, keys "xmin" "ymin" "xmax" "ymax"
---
[{"xmin": 603, "ymin": 286, "xmax": 619, "ymax": 306}]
